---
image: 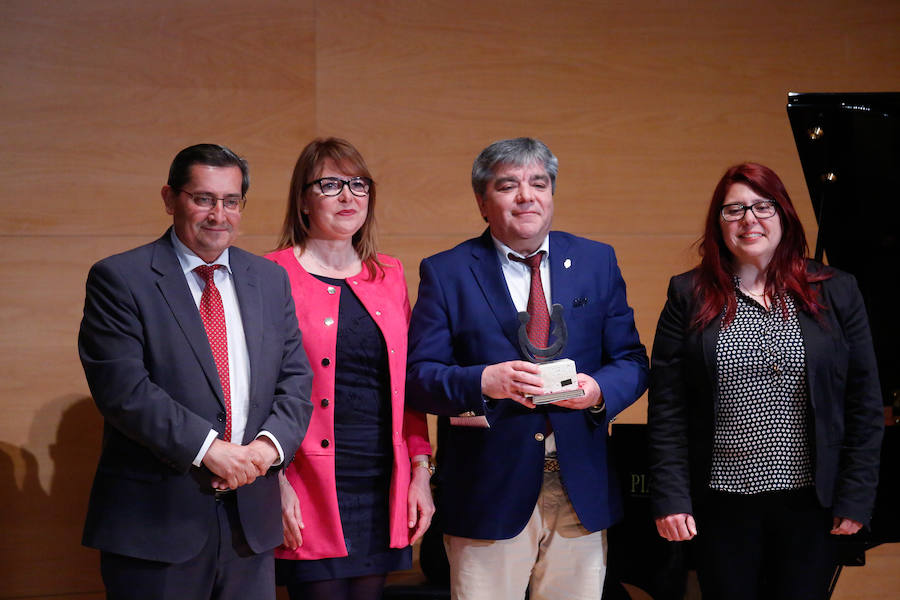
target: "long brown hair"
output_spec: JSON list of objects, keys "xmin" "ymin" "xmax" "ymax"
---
[
  {"xmin": 693, "ymin": 162, "xmax": 830, "ymax": 329},
  {"xmin": 275, "ymin": 137, "xmax": 384, "ymax": 279}
]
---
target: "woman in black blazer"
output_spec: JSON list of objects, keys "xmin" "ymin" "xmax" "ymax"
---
[{"xmin": 647, "ymin": 163, "xmax": 883, "ymax": 600}]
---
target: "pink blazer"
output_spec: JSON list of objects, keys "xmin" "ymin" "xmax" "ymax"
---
[{"xmin": 266, "ymin": 248, "xmax": 431, "ymax": 560}]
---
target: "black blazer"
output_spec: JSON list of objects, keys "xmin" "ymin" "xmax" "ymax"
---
[
  {"xmin": 78, "ymin": 230, "xmax": 314, "ymax": 562},
  {"xmin": 648, "ymin": 262, "xmax": 883, "ymax": 525}
]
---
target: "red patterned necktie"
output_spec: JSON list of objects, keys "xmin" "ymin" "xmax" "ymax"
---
[
  {"xmin": 195, "ymin": 265, "xmax": 231, "ymax": 442},
  {"xmin": 510, "ymin": 251, "xmax": 550, "ymax": 348}
]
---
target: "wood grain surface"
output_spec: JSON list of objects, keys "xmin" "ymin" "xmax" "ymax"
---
[{"xmin": 1, "ymin": 0, "xmax": 897, "ymax": 597}]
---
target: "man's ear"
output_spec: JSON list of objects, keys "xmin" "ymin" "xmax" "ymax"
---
[
  {"xmin": 161, "ymin": 185, "xmax": 176, "ymax": 215},
  {"xmin": 475, "ymin": 194, "xmax": 488, "ymax": 223}
]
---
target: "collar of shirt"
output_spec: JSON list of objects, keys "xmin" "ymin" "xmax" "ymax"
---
[
  {"xmin": 491, "ymin": 234, "xmax": 550, "ymax": 267},
  {"xmin": 490, "ymin": 234, "xmax": 551, "ymax": 314},
  {"xmin": 170, "ymin": 229, "xmax": 232, "ymax": 278}
]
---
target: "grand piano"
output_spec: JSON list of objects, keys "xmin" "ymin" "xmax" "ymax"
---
[{"xmin": 786, "ymin": 91, "xmax": 900, "ymax": 594}]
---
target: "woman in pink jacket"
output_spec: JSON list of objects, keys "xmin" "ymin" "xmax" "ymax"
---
[{"xmin": 266, "ymin": 138, "xmax": 434, "ymax": 600}]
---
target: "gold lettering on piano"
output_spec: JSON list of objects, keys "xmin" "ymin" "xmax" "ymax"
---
[{"xmin": 630, "ymin": 472, "xmax": 649, "ymax": 494}]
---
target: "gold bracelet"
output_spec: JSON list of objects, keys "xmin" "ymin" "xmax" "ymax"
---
[{"xmin": 412, "ymin": 458, "xmax": 435, "ymax": 476}]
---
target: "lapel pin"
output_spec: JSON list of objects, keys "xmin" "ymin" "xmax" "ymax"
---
[{"xmin": 563, "ymin": 258, "xmax": 572, "ymax": 269}]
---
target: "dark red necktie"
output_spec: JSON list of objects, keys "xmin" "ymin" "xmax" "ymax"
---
[
  {"xmin": 195, "ymin": 265, "xmax": 231, "ymax": 442},
  {"xmin": 510, "ymin": 251, "xmax": 550, "ymax": 348}
]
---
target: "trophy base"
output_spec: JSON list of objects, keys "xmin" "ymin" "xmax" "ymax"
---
[
  {"xmin": 531, "ymin": 388, "xmax": 586, "ymax": 405},
  {"xmin": 526, "ymin": 359, "xmax": 584, "ymax": 405}
]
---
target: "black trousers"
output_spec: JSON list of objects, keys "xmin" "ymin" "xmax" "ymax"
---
[
  {"xmin": 693, "ymin": 488, "xmax": 837, "ymax": 600},
  {"xmin": 100, "ymin": 494, "xmax": 274, "ymax": 600}
]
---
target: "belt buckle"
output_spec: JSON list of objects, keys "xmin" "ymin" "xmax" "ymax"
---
[{"xmin": 214, "ymin": 488, "xmax": 234, "ymax": 500}]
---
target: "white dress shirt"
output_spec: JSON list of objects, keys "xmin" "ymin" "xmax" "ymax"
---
[
  {"xmin": 492, "ymin": 235, "xmax": 551, "ymax": 313},
  {"xmin": 170, "ymin": 231, "xmax": 283, "ymax": 467}
]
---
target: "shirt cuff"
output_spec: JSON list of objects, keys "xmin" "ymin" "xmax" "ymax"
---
[
  {"xmin": 256, "ymin": 431, "xmax": 285, "ymax": 466},
  {"xmin": 193, "ymin": 429, "xmax": 219, "ymax": 467}
]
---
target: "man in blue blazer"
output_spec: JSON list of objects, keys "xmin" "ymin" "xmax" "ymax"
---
[
  {"xmin": 407, "ymin": 138, "xmax": 649, "ymax": 599},
  {"xmin": 78, "ymin": 144, "xmax": 313, "ymax": 599}
]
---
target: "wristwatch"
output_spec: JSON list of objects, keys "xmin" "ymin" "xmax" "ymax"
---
[
  {"xmin": 412, "ymin": 458, "xmax": 435, "ymax": 476},
  {"xmin": 588, "ymin": 400, "xmax": 606, "ymax": 414}
]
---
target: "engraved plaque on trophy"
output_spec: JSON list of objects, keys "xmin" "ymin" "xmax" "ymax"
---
[{"xmin": 518, "ymin": 303, "xmax": 585, "ymax": 404}]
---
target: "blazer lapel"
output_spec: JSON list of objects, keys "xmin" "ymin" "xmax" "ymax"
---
[
  {"xmin": 797, "ymin": 308, "xmax": 825, "ymax": 416},
  {"xmin": 151, "ymin": 232, "xmax": 225, "ymax": 406},
  {"xmin": 701, "ymin": 317, "xmax": 720, "ymax": 410},
  {"xmin": 469, "ymin": 230, "xmax": 521, "ymax": 349},
  {"xmin": 230, "ymin": 248, "xmax": 263, "ymax": 442},
  {"xmin": 548, "ymin": 232, "xmax": 572, "ymax": 309}
]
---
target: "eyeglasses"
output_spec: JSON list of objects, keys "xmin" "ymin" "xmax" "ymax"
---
[
  {"xmin": 303, "ymin": 177, "xmax": 372, "ymax": 197},
  {"xmin": 179, "ymin": 189, "xmax": 246, "ymax": 212},
  {"xmin": 721, "ymin": 200, "xmax": 777, "ymax": 222}
]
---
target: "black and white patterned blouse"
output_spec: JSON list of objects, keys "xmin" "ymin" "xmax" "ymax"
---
[{"xmin": 709, "ymin": 282, "xmax": 814, "ymax": 494}]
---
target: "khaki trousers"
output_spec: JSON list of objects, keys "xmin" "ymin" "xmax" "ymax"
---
[{"xmin": 444, "ymin": 471, "xmax": 607, "ymax": 600}]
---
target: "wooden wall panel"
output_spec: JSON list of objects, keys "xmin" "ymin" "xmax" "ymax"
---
[
  {"xmin": 1, "ymin": 0, "xmax": 898, "ymax": 597},
  {"xmin": 0, "ymin": 0, "xmax": 317, "ymax": 596},
  {"xmin": 0, "ymin": 0, "xmax": 316, "ymax": 237},
  {"xmin": 0, "ymin": 237, "xmax": 113, "ymax": 597},
  {"xmin": 315, "ymin": 0, "xmax": 898, "ymax": 242}
]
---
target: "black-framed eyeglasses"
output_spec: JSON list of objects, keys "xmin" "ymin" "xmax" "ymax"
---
[
  {"xmin": 178, "ymin": 189, "xmax": 247, "ymax": 212},
  {"xmin": 303, "ymin": 177, "xmax": 372, "ymax": 197},
  {"xmin": 721, "ymin": 200, "xmax": 777, "ymax": 222}
]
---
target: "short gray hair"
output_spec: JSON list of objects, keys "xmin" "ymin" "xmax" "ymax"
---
[{"xmin": 471, "ymin": 137, "xmax": 558, "ymax": 196}]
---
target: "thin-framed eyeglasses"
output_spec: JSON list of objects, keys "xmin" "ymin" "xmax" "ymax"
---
[
  {"xmin": 178, "ymin": 189, "xmax": 247, "ymax": 212},
  {"xmin": 721, "ymin": 200, "xmax": 777, "ymax": 222},
  {"xmin": 303, "ymin": 177, "xmax": 372, "ymax": 197}
]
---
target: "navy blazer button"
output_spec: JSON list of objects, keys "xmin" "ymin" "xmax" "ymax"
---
[
  {"xmin": 534, "ymin": 432, "xmax": 545, "ymax": 442},
  {"xmin": 321, "ymin": 439, "xmax": 330, "ymax": 448},
  {"xmin": 321, "ymin": 358, "xmax": 331, "ymax": 367},
  {"xmin": 217, "ymin": 412, "xmax": 226, "ymax": 423},
  {"xmin": 321, "ymin": 398, "xmax": 330, "ymax": 408}
]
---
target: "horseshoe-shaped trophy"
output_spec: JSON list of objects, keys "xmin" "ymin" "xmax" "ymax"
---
[{"xmin": 517, "ymin": 303, "xmax": 585, "ymax": 404}]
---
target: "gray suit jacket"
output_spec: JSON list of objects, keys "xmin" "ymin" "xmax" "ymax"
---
[{"xmin": 79, "ymin": 229, "xmax": 313, "ymax": 562}]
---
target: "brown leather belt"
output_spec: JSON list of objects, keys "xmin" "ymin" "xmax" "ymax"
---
[{"xmin": 544, "ymin": 457, "xmax": 560, "ymax": 472}]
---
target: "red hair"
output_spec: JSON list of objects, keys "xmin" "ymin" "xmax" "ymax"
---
[{"xmin": 692, "ymin": 162, "xmax": 830, "ymax": 329}]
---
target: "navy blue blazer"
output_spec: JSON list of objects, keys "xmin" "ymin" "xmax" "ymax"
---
[
  {"xmin": 78, "ymin": 230, "xmax": 313, "ymax": 563},
  {"xmin": 407, "ymin": 230, "xmax": 649, "ymax": 539},
  {"xmin": 648, "ymin": 264, "xmax": 883, "ymax": 525}
]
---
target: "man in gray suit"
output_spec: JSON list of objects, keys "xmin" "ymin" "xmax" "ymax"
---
[{"xmin": 78, "ymin": 144, "xmax": 313, "ymax": 599}]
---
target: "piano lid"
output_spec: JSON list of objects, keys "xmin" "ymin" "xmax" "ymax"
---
[
  {"xmin": 787, "ymin": 93, "xmax": 900, "ymax": 229},
  {"xmin": 787, "ymin": 92, "xmax": 900, "ymax": 406}
]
